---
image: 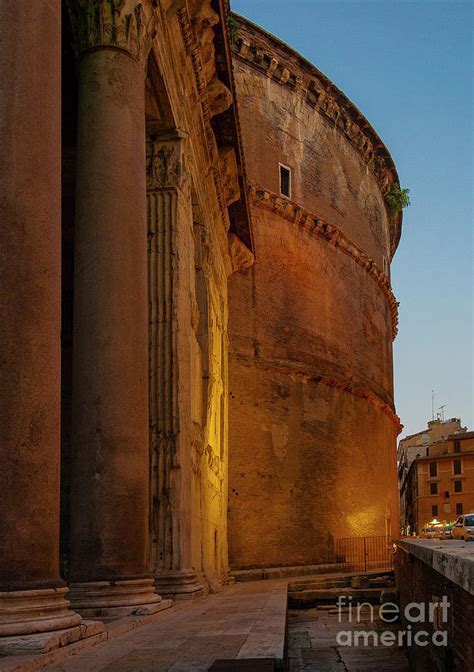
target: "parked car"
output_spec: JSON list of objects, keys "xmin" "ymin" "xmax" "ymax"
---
[
  {"xmin": 451, "ymin": 514, "xmax": 474, "ymax": 541},
  {"xmin": 441, "ymin": 524, "xmax": 454, "ymax": 539},
  {"xmin": 419, "ymin": 525, "xmax": 444, "ymax": 539}
]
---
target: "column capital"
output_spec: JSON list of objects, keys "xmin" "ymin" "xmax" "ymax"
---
[
  {"xmin": 146, "ymin": 131, "xmax": 188, "ymax": 191},
  {"xmin": 66, "ymin": 0, "xmax": 157, "ymax": 65}
]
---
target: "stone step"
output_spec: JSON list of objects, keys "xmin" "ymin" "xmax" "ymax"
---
[
  {"xmin": 289, "ymin": 569, "xmax": 394, "ymax": 592},
  {"xmin": 232, "ymin": 563, "xmax": 346, "ymax": 582},
  {"xmin": 288, "ymin": 586, "xmax": 385, "ymax": 608}
]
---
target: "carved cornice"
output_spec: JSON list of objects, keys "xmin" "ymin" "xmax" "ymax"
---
[
  {"xmin": 232, "ymin": 351, "xmax": 403, "ymax": 435},
  {"xmin": 249, "ymin": 186, "xmax": 399, "ymax": 340},
  {"xmin": 66, "ymin": 0, "xmax": 157, "ymax": 65},
  {"xmin": 175, "ymin": 2, "xmax": 233, "ymax": 224},
  {"xmin": 233, "ymin": 14, "xmax": 402, "ymax": 256}
]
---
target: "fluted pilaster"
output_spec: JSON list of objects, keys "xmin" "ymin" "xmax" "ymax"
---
[{"xmin": 147, "ymin": 132, "xmax": 204, "ymax": 600}]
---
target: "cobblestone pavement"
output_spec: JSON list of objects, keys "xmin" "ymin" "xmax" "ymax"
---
[{"xmin": 287, "ymin": 606, "xmax": 409, "ymax": 672}]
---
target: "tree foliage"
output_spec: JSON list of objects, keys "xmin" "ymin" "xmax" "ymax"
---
[{"xmin": 385, "ymin": 183, "xmax": 411, "ymax": 215}]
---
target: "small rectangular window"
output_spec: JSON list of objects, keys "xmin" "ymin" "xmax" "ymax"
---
[
  {"xmin": 454, "ymin": 439, "xmax": 461, "ymax": 452},
  {"xmin": 279, "ymin": 163, "xmax": 291, "ymax": 198},
  {"xmin": 429, "ymin": 482, "xmax": 438, "ymax": 495},
  {"xmin": 453, "ymin": 459, "xmax": 462, "ymax": 475},
  {"xmin": 456, "ymin": 503, "xmax": 463, "ymax": 515},
  {"xmin": 454, "ymin": 480, "xmax": 462, "ymax": 493},
  {"xmin": 429, "ymin": 462, "xmax": 437, "ymax": 477},
  {"xmin": 431, "ymin": 505, "xmax": 438, "ymax": 517}
]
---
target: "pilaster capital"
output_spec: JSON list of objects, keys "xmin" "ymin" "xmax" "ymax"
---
[
  {"xmin": 66, "ymin": 0, "xmax": 157, "ymax": 65},
  {"xmin": 146, "ymin": 131, "xmax": 188, "ymax": 191}
]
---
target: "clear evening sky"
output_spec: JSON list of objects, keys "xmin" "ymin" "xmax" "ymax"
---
[{"xmin": 231, "ymin": 0, "xmax": 473, "ymax": 438}]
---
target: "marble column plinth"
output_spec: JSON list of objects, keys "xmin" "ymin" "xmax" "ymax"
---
[
  {"xmin": 0, "ymin": 589, "xmax": 81, "ymax": 638},
  {"xmin": 155, "ymin": 570, "xmax": 205, "ymax": 601},
  {"xmin": 68, "ymin": 579, "xmax": 172, "ymax": 618}
]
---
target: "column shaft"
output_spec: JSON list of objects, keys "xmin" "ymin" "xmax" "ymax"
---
[
  {"xmin": 69, "ymin": 48, "xmax": 162, "ymax": 615},
  {"xmin": 0, "ymin": 0, "xmax": 82, "ymax": 644}
]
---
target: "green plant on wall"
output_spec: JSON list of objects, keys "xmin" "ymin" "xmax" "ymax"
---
[
  {"xmin": 227, "ymin": 14, "xmax": 239, "ymax": 50},
  {"xmin": 385, "ymin": 183, "xmax": 411, "ymax": 216}
]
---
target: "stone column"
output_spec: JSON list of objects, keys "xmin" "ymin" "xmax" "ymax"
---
[
  {"xmin": 66, "ymin": 1, "xmax": 167, "ymax": 616},
  {"xmin": 0, "ymin": 1, "xmax": 83, "ymax": 653},
  {"xmin": 147, "ymin": 133, "xmax": 204, "ymax": 600}
]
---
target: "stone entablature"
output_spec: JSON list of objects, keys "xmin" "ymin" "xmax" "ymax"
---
[
  {"xmin": 234, "ymin": 14, "xmax": 402, "ymax": 257},
  {"xmin": 250, "ymin": 185, "xmax": 400, "ymax": 339},
  {"xmin": 174, "ymin": 1, "xmax": 251, "ymax": 251}
]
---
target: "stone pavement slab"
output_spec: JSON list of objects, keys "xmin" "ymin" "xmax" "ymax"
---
[{"xmin": 287, "ymin": 608, "xmax": 409, "ymax": 672}]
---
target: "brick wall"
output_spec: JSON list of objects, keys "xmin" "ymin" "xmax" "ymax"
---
[{"xmin": 395, "ymin": 547, "xmax": 474, "ymax": 671}]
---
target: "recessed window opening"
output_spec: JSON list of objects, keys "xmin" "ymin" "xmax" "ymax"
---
[{"xmin": 279, "ymin": 163, "xmax": 291, "ymax": 198}]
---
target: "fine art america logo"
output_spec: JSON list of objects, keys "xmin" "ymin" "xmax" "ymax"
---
[{"xmin": 335, "ymin": 595, "xmax": 450, "ymax": 647}]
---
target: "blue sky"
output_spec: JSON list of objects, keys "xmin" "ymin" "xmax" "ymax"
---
[{"xmin": 231, "ymin": 0, "xmax": 473, "ymax": 437}]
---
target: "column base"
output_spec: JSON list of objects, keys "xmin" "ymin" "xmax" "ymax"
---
[
  {"xmin": 0, "ymin": 587, "xmax": 82, "ymax": 637},
  {"xmin": 0, "ymin": 587, "xmax": 93, "ymax": 656},
  {"xmin": 68, "ymin": 578, "xmax": 170, "ymax": 618},
  {"xmin": 0, "ymin": 620, "xmax": 104, "ymax": 656},
  {"xmin": 155, "ymin": 570, "xmax": 205, "ymax": 601}
]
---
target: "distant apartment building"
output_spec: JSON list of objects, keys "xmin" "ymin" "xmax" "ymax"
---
[{"xmin": 398, "ymin": 419, "xmax": 474, "ymax": 534}]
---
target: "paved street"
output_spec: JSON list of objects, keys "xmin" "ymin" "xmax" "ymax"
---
[
  {"xmin": 37, "ymin": 581, "xmax": 286, "ymax": 672},
  {"xmin": 287, "ymin": 606, "xmax": 409, "ymax": 672}
]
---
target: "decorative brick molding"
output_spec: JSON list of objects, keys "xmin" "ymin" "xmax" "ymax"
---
[{"xmin": 250, "ymin": 185, "xmax": 400, "ymax": 339}]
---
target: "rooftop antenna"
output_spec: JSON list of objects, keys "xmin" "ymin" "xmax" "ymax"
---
[
  {"xmin": 431, "ymin": 389, "xmax": 435, "ymax": 420},
  {"xmin": 438, "ymin": 405, "xmax": 447, "ymax": 422}
]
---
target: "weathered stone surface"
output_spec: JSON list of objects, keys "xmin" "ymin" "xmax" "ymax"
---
[
  {"xmin": 227, "ymin": 233, "xmax": 255, "ymax": 275},
  {"xmin": 396, "ymin": 539, "xmax": 474, "ymax": 595},
  {"xmin": 228, "ymin": 16, "xmax": 401, "ymax": 571},
  {"xmin": 396, "ymin": 539, "xmax": 474, "ymax": 671}
]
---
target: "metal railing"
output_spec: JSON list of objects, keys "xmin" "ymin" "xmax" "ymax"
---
[{"xmin": 333, "ymin": 535, "xmax": 394, "ymax": 572}]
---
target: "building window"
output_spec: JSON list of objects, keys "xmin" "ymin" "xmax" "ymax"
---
[
  {"xmin": 429, "ymin": 462, "xmax": 437, "ymax": 477},
  {"xmin": 279, "ymin": 163, "xmax": 291, "ymax": 198},
  {"xmin": 456, "ymin": 503, "xmax": 463, "ymax": 515},
  {"xmin": 431, "ymin": 505, "xmax": 438, "ymax": 517},
  {"xmin": 453, "ymin": 459, "xmax": 462, "ymax": 475},
  {"xmin": 429, "ymin": 482, "xmax": 438, "ymax": 495},
  {"xmin": 454, "ymin": 480, "xmax": 462, "ymax": 493},
  {"xmin": 454, "ymin": 439, "xmax": 461, "ymax": 452}
]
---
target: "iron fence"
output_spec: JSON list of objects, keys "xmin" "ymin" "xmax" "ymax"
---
[{"xmin": 333, "ymin": 535, "xmax": 394, "ymax": 572}]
